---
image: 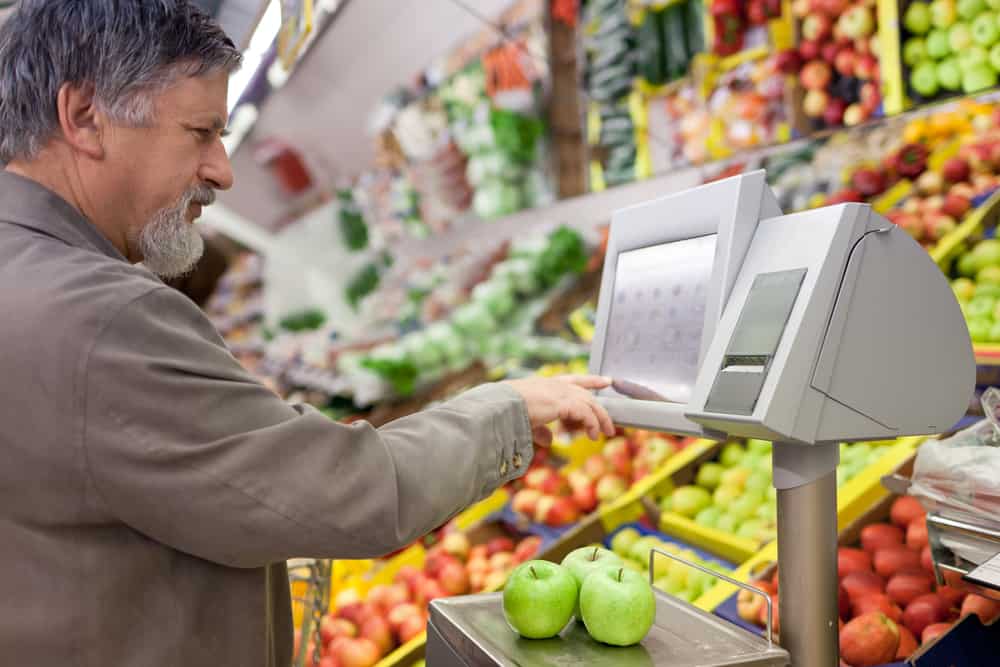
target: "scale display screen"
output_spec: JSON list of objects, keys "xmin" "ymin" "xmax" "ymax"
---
[{"xmin": 600, "ymin": 234, "xmax": 718, "ymax": 404}]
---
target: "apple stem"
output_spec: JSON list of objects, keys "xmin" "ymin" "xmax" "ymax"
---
[
  {"xmin": 530, "ymin": 566, "xmax": 538, "ymax": 580},
  {"xmin": 618, "ymin": 568, "xmax": 624, "ymax": 583},
  {"xmin": 591, "ymin": 547, "xmax": 598, "ymax": 562}
]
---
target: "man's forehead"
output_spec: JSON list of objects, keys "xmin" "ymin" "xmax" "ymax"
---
[{"xmin": 157, "ymin": 72, "xmax": 229, "ymax": 122}]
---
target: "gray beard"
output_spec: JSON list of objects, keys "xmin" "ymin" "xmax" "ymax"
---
[{"xmin": 132, "ymin": 185, "xmax": 214, "ymax": 279}]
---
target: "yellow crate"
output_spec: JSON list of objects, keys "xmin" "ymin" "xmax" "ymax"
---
[
  {"xmin": 452, "ymin": 489, "xmax": 510, "ymax": 532},
  {"xmin": 374, "ymin": 633, "xmax": 426, "ymax": 667},
  {"xmin": 658, "ymin": 512, "xmax": 760, "ymax": 565},
  {"xmin": 876, "ymin": 0, "xmax": 906, "ymax": 115},
  {"xmin": 930, "ymin": 188, "xmax": 1000, "ymax": 269}
]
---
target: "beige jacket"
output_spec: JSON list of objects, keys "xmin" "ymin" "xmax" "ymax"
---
[{"xmin": 0, "ymin": 171, "xmax": 533, "ymax": 666}]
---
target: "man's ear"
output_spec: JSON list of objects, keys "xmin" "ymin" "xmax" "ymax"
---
[{"xmin": 55, "ymin": 82, "xmax": 105, "ymax": 160}]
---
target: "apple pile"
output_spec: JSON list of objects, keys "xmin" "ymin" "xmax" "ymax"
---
[
  {"xmin": 903, "ymin": 0, "xmax": 1000, "ymax": 100},
  {"xmin": 780, "ymin": 0, "xmax": 881, "ymax": 127},
  {"xmin": 609, "ymin": 527, "xmax": 731, "ymax": 603},
  {"xmin": 502, "ymin": 553, "xmax": 656, "ymax": 646},
  {"xmin": 951, "ymin": 237, "xmax": 1000, "ymax": 342},
  {"xmin": 737, "ymin": 494, "xmax": 1000, "ymax": 664},
  {"xmin": 297, "ymin": 532, "xmax": 542, "ymax": 666},
  {"xmin": 657, "ymin": 441, "xmax": 881, "ymax": 546},
  {"xmin": 510, "ymin": 432, "xmax": 686, "ymax": 527}
]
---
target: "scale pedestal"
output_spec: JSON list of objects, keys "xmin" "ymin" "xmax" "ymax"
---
[{"xmin": 773, "ymin": 442, "xmax": 840, "ymax": 667}]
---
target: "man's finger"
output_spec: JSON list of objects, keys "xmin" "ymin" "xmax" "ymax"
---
[
  {"xmin": 591, "ymin": 399, "xmax": 616, "ymax": 437},
  {"xmin": 532, "ymin": 425, "xmax": 553, "ymax": 448},
  {"xmin": 562, "ymin": 403, "xmax": 601, "ymax": 441},
  {"xmin": 561, "ymin": 374, "xmax": 612, "ymax": 390}
]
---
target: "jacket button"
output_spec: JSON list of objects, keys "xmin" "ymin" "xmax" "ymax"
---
[
  {"xmin": 512, "ymin": 452, "xmax": 523, "ymax": 468},
  {"xmin": 500, "ymin": 460, "xmax": 508, "ymax": 476}
]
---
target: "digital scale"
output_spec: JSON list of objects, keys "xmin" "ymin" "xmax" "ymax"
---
[{"xmin": 428, "ymin": 171, "xmax": 975, "ymax": 666}]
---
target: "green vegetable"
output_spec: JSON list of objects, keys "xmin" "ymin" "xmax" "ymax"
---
[
  {"xmin": 637, "ymin": 8, "xmax": 668, "ymax": 86},
  {"xmin": 489, "ymin": 109, "xmax": 543, "ymax": 164},
  {"xmin": 536, "ymin": 227, "xmax": 588, "ymax": 287},
  {"xmin": 360, "ymin": 356, "xmax": 419, "ymax": 396},
  {"xmin": 336, "ymin": 190, "xmax": 369, "ymax": 251},
  {"xmin": 345, "ymin": 263, "xmax": 380, "ymax": 310},
  {"xmin": 663, "ymin": 3, "xmax": 690, "ymax": 80},
  {"xmin": 684, "ymin": 0, "xmax": 706, "ymax": 55},
  {"xmin": 279, "ymin": 309, "xmax": 326, "ymax": 332}
]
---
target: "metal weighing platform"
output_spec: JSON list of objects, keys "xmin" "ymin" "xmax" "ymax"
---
[{"xmin": 427, "ymin": 590, "xmax": 789, "ymax": 667}]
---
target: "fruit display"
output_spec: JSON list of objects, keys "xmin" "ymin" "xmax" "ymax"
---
[
  {"xmin": 656, "ymin": 440, "xmax": 885, "ymax": 550},
  {"xmin": 902, "ymin": 0, "xmax": 1000, "ymax": 102},
  {"xmin": 635, "ymin": 0, "xmax": 705, "ymax": 88},
  {"xmin": 786, "ymin": 0, "xmax": 882, "ymax": 128},
  {"xmin": 296, "ymin": 531, "xmax": 542, "ymax": 665},
  {"xmin": 502, "ymin": 557, "xmax": 656, "ymax": 646},
  {"xmin": 949, "ymin": 236, "xmax": 1000, "ymax": 341},
  {"xmin": 731, "ymin": 494, "xmax": 1000, "ymax": 663},
  {"xmin": 709, "ymin": 0, "xmax": 780, "ymax": 56},
  {"xmin": 608, "ymin": 525, "xmax": 733, "ymax": 603},
  {"xmin": 509, "ymin": 431, "xmax": 690, "ymax": 527}
]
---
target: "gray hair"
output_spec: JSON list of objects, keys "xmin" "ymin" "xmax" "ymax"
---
[{"xmin": 0, "ymin": 1, "xmax": 243, "ymax": 163}]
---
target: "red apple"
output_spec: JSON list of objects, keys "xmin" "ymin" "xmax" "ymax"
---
[
  {"xmin": 489, "ymin": 552, "xmax": 514, "ymax": 572},
  {"xmin": 834, "ymin": 48, "xmax": 857, "ymax": 77},
  {"xmin": 336, "ymin": 602, "xmax": 376, "ymax": 629},
  {"xmin": 889, "ymin": 496, "xmax": 927, "ymax": 530},
  {"xmin": 468, "ymin": 545, "xmax": 488, "ymax": 562},
  {"xmin": 738, "ymin": 588, "xmax": 765, "ymax": 623},
  {"xmin": 398, "ymin": 613, "xmax": 427, "ymax": 643},
  {"xmin": 483, "ymin": 570, "xmax": 508, "ymax": 591},
  {"xmin": 824, "ymin": 97, "xmax": 848, "ymax": 126},
  {"xmin": 942, "ymin": 193, "xmax": 972, "ymax": 220},
  {"xmin": 321, "ymin": 615, "xmax": 358, "ymax": 645},
  {"xmin": 803, "ymin": 89, "xmax": 830, "ymax": 118},
  {"xmin": 424, "ymin": 548, "xmax": 460, "ymax": 579},
  {"xmin": 571, "ymin": 480, "xmax": 598, "ymax": 512},
  {"xmin": 936, "ymin": 585, "xmax": 965, "ymax": 609},
  {"xmin": 840, "ymin": 582, "xmax": 852, "ymax": 621},
  {"xmin": 843, "ymin": 103, "xmax": 868, "ymax": 126},
  {"xmin": 852, "ymin": 593, "xmax": 903, "ymax": 622},
  {"xmin": 840, "ymin": 612, "xmax": 900, "ymax": 667},
  {"xmin": 595, "ymin": 473, "xmax": 628, "ymax": 503},
  {"xmin": 758, "ymin": 594, "xmax": 781, "ymax": 634},
  {"xmin": 774, "ymin": 49, "xmax": 803, "ymax": 75},
  {"xmin": 854, "ymin": 54, "xmax": 878, "ymax": 80},
  {"xmin": 875, "ymin": 547, "xmax": 923, "ymax": 579},
  {"xmin": 418, "ymin": 578, "xmax": 446, "ymax": 604},
  {"xmin": 839, "ymin": 547, "xmax": 874, "ymax": 578},
  {"xmin": 367, "ymin": 583, "xmax": 409, "ymax": 613},
  {"xmin": 801, "ymin": 61, "xmax": 833, "ymax": 91},
  {"xmin": 942, "ymin": 157, "xmax": 972, "ymax": 184},
  {"xmin": 328, "ymin": 637, "xmax": 381, "ymax": 667},
  {"xmin": 922, "ymin": 621, "xmax": 952, "ymax": 644},
  {"xmin": 906, "ymin": 520, "xmax": 929, "ymax": 551},
  {"xmin": 486, "ymin": 537, "xmax": 515, "ymax": 556},
  {"xmin": 437, "ymin": 561, "xmax": 469, "ymax": 596},
  {"xmin": 860, "ymin": 81, "xmax": 880, "ymax": 112},
  {"xmin": 894, "ymin": 212, "xmax": 925, "ymax": 240},
  {"xmin": 896, "ymin": 625, "xmax": 918, "ymax": 658},
  {"xmin": 799, "ymin": 40, "xmax": 822, "ymax": 60},
  {"xmin": 583, "ymin": 453, "xmax": 608, "ymax": 479},
  {"xmin": 535, "ymin": 495, "xmax": 580, "ymax": 526},
  {"xmin": 440, "ymin": 532, "xmax": 471, "ymax": 561},
  {"xmin": 821, "ymin": 0, "xmax": 848, "ymax": 13},
  {"xmin": 961, "ymin": 594, "xmax": 1000, "ymax": 624},
  {"xmin": 903, "ymin": 594, "xmax": 948, "ymax": 637},
  {"xmin": 387, "ymin": 603, "xmax": 421, "ymax": 633},
  {"xmin": 359, "ymin": 615, "xmax": 394, "ymax": 657},
  {"xmin": 803, "ymin": 13, "xmax": 832, "ymax": 42},
  {"xmin": 861, "ymin": 524, "xmax": 904, "ymax": 554},
  {"xmin": 319, "ymin": 656, "xmax": 339, "ymax": 667},
  {"xmin": 512, "ymin": 489, "xmax": 542, "ymax": 518},
  {"xmin": 524, "ymin": 468, "xmax": 568, "ymax": 495},
  {"xmin": 886, "ymin": 571, "xmax": 934, "ymax": 607},
  {"xmin": 851, "ymin": 167, "xmax": 887, "ymax": 197},
  {"xmin": 842, "ymin": 570, "xmax": 886, "ymax": 600},
  {"xmin": 394, "ymin": 565, "xmax": 421, "ymax": 591},
  {"xmin": 513, "ymin": 536, "xmax": 542, "ymax": 563}
]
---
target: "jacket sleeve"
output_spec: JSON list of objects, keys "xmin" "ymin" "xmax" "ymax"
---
[{"xmin": 82, "ymin": 287, "xmax": 534, "ymax": 568}]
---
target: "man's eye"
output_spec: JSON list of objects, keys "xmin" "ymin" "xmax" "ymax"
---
[{"xmin": 193, "ymin": 128, "xmax": 214, "ymax": 140}]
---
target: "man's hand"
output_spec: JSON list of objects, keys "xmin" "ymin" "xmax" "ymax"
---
[{"xmin": 504, "ymin": 375, "xmax": 616, "ymax": 446}]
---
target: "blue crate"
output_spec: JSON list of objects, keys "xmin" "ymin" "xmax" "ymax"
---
[{"xmin": 489, "ymin": 502, "xmax": 575, "ymax": 551}]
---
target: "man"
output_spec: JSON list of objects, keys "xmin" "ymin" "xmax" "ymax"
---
[{"xmin": 0, "ymin": 2, "xmax": 614, "ymax": 666}]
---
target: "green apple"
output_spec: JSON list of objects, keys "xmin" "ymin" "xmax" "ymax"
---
[
  {"xmin": 990, "ymin": 42, "xmax": 1000, "ymax": 70},
  {"xmin": 973, "ymin": 11, "xmax": 1000, "ymax": 43},
  {"xmin": 664, "ymin": 562, "xmax": 687, "ymax": 591},
  {"xmin": 845, "ymin": 442, "xmax": 872, "ymax": 461},
  {"xmin": 610, "ymin": 527, "xmax": 642, "ymax": 557},
  {"xmin": 979, "ymin": 264, "xmax": 1000, "ymax": 284},
  {"xmin": 969, "ymin": 317, "xmax": 992, "ymax": 341},
  {"xmin": 628, "ymin": 536, "xmax": 660, "ymax": 564},
  {"xmin": 716, "ymin": 514, "xmax": 738, "ymax": 533},
  {"xmin": 713, "ymin": 484, "xmax": 742, "ymax": 510},
  {"xmin": 990, "ymin": 0, "xmax": 1000, "ymax": 9},
  {"xmin": 958, "ymin": 0, "xmax": 987, "ymax": 19},
  {"xmin": 966, "ymin": 294, "xmax": 995, "ymax": 316},
  {"xmin": 653, "ymin": 576, "xmax": 671, "ymax": 593},
  {"xmin": 687, "ymin": 569, "xmax": 715, "ymax": 598},
  {"xmin": 694, "ymin": 506, "xmax": 722, "ymax": 529},
  {"xmin": 674, "ymin": 588, "xmax": 697, "ymax": 603},
  {"xmin": 756, "ymin": 501, "xmax": 777, "ymax": 521},
  {"xmin": 729, "ymin": 489, "xmax": 765, "ymax": 522},
  {"xmin": 904, "ymin": 38, "xmax": 929, "ymax": 66},
  {"xmin": 658, "ymin": 495, "xmax": 673, "ymax": 514},
  {"xmin": 766, "ymin": 486, "xmax": 777, "ymax": 502},
  {"xmin": 951, "ymin": 21, "xmax": 975, "ymax": 50},
  {"xmin": 580, "ymin": 566, "xmax": 656, "ymax": 646},
  {"xmin": 964, "ymin": 60, "xmax": 999, "ymax": 90},
  {"xmin": 503, "ymin": 560, "xmax": 577, "ymax": 639},
  {"xmin": 745, "ymin": 470, "xmax": 771, "ymax": 492},
  {"xmin": 737, "ymin": 518, "xmax": 767, "ymax": 541},
  {"xmin": 906, "ymin": 2, "xmax": 934, "ymax": 33},
  {"xmin": 988, "ymin": 320, "xmax": 1000, "ymax": 341},
  {"xmin": 671, "ymin": 485, "xmax": 711, "ymax": 518},
  {"xmin": 562, "ymin": 546, "xmax": 625, "ymax": 618},
  {"xmin": 960, "ymin": 44, "xmax": 990, "ymax": 68},
  {"xmin": 695, "ymin": 462, "xmax": 726, "ymax": 490},
  {"xmin": 937, "ymin": 57, "xmax": 964, "ymax": 88},
  {"xmin": 719, "ymin": 441, "xmax": 746, "ymax": 467},
  {"xmin": 927, "ymin": 28, "xmax": 953, "ymax": 58},
  {"xmin": 746, "ymin": 439, "xmax": 771, "ymax": 455},
  {"xmin": 931, "ymin": 0, "xmax": 958, "ymax": 28},
  {"xmin": 720, "ymin": 466, "xmax": 751, "ymax": 489}
]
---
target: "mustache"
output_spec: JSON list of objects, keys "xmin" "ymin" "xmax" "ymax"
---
[{"xmin": 183, "ymin": 185, "xmax": 216, "ymax": 208}]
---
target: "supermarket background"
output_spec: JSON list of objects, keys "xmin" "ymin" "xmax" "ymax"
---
[{"xmin": 99, "ymin": 0, "xmax": 1000, "ymax": 665}]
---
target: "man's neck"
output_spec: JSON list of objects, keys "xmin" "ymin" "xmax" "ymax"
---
[{"xmin": 5, "ymin": 157, "xmax": 128, "ymax": 257}]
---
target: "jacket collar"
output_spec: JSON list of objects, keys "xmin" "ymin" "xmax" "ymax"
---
[{"xmin": 0, "ymin": 170, "xmax": 127, "ymax": 262}]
